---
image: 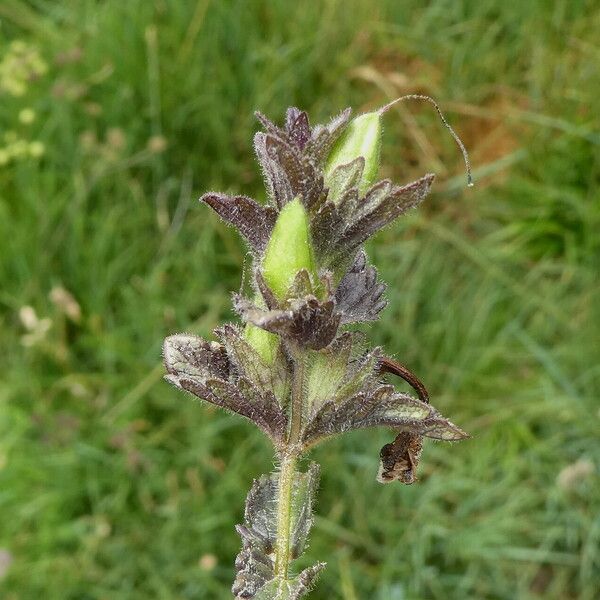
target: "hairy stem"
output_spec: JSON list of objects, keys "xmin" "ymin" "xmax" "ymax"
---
[
  {"xmin": 274, "ymin": 452, "xmax": 297, "ymax": 579},
  {"xmin": 288, "ymin": 353, "xmax": 305, "ymax": 444},
  {"xmin": 274, "ymin": 353, "xmax": 306, "ymax": 579}
]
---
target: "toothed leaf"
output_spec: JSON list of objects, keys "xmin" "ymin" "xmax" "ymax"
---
[
  {"xmin": 233, "ymin": 465, "xmax": 322, "ymax": 599},
  {"xmin": 306, "ymin": 107, "xmax": 352, "ymax": 164},
  {"xmin": 163, "ymin": 334, "xmax": 229, "ymax": 381},
  {"xmin": 285, "ymin": 107, "xmax": 311, "ymax": 150},
  {"xmin": 302, "ymin": 387, "xmax": 434, "ymax": 443},
  {"xmin": 324, "ymin": 156, "xmax": 365, "ymax": 205},
  {"xmin": 166, "ymin": 373, "xmax": 286, "ymax": 442},
  {"xmin": 290, "ymin": 463, "xmax": 320, "ymax": 559},
  {"xmin": 217, "ymin": 324, "xmax": 291, "ymax": 407},
  {"xmin": 421, "ymin": 417, "xmax": 469, "ymax": 441},
  {"xmin": 336, "ymin": 174, "xmax": 435, "ymax": 255},
  {"xmin": 200, "ymin": 193, "xmax": 277, "ymax": 255},
  {"xmin": 335, "ymin": 250, "xmax": 388, "ymax": 323},
  {"xmin": 252, "ymin": 563, "xmax": 326, "ymax": 600}
]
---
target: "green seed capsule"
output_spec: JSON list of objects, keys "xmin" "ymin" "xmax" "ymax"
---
[
  {"xmin": 262, "ymin": 197, "xmax": 316, "ymax": 299},
  {"xmin": 324, "ymin": 111, "xmax": 382, "ymax": 197}
]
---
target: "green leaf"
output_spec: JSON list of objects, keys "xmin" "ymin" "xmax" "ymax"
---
[
  {"xmin": 324, "ymin": 156, "xmax": 365, "ymax": 204},
  {"xmin": 218, "ymin": 325, "xmax": 290, "ymax": 406},
  {"xmin": 233, "ymin": 464, "xmax": 322, "ymax": 599},
  {"xmin": 289, "ymin": 463, "xmax": 320, "ymax": 559}
]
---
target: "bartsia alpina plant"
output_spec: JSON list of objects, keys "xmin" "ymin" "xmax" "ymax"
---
[{"xmin": 163, "ymin": 97, "xmax": 472, "ymax": 598}]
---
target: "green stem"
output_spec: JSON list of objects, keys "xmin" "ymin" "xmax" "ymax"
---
[
  {"xmin": 274, "ymin": 352, "xmax": 306, "ymax": 579},
  {"xmin": 274, "ymin": 452, "xmax": 297, "ymax": 578},
  {"xmin": 288, "ymin": 353, "xmax": 305, "ymax": 444}
]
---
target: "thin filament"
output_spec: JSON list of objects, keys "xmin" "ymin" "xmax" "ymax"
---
[{"xmin": 381, "ymin": 94, "xmax": 473, "ymax": 187}]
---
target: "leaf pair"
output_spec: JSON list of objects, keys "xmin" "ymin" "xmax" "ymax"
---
[
  {"xmin": 232, "ymin": 463, "xmax": 323, "ymax": 600},
  {"xmin": 163, "ymin": 330, "xmax": 467, "ymax": 454}
]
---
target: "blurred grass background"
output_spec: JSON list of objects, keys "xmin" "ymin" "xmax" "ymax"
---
[{"xmin": 0, "ymin": 1, "xmax": 598, "ymax": 598}]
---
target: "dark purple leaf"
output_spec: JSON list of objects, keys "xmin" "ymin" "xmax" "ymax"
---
[
  {"xmin": 200, "ymin": 193, "xmax": 277, "ymax": 255},
  {"xmin": 335, "ymin": 250, "xmax": 388, "ymax": 323}
]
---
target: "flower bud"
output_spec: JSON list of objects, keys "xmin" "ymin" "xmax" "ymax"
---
[
  {"xmin": 324, "ymin": 111, "xmax": 382, "ymax": 197},
  {"xmin": 244, "ymin": 198, "xmax": 316, "ymax": 363},
  {"xmin": 262, "ymin": 197, "xmax": 316, "ymax": 299}
]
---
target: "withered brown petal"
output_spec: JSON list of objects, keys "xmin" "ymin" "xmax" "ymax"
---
[{"xmin": 377, "ymin": 431, "xmax": 423, "ymax": 485}]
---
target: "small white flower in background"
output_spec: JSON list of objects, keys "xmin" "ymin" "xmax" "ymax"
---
[
  {"xmin": 199, "ymin": 554, "xmax": 217, "ymax": 572},
  {"xmin": 49, "ymin": 286, "xmax": 81, "ymax": 322},
  {"xmin": 557, "ymin": 459, "xmax": 595, "ymax": 490},
  {"xmin": 106, "ymin": 127, "xmax": 126, "ymax": 150},
  {"xmin": 147, "ymin": 135, "xmax": 168, "ymax": 154},
  {"xmin": 0, "ymin": 549, "xmax": 12, "ymax": 580},
  {"xmin": 19, "ymin": 306, "xmax": 41, "ymax": 330},
  {"xmin": 0, "ymin": 40, "xmax": 48, "ymax": 96},
  {"xmin": 8, "ymin": 140, "xmax": 28, "ymax": 158},
  {"xmin": 18, "ymin": 305, "xmax": 52, "ymax": 347}
]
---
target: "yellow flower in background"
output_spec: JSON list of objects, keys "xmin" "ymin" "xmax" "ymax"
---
[
  {"xmin": 0, "ymin": 41, "xmax": 48, "ymax": 97},
  {"xmin": 28, "ymin": 141, "xmax": 45, "ymax": 158},
  {"xmin": 19, "ymin": 108, "xmax": 36, "ymax": 124}
]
